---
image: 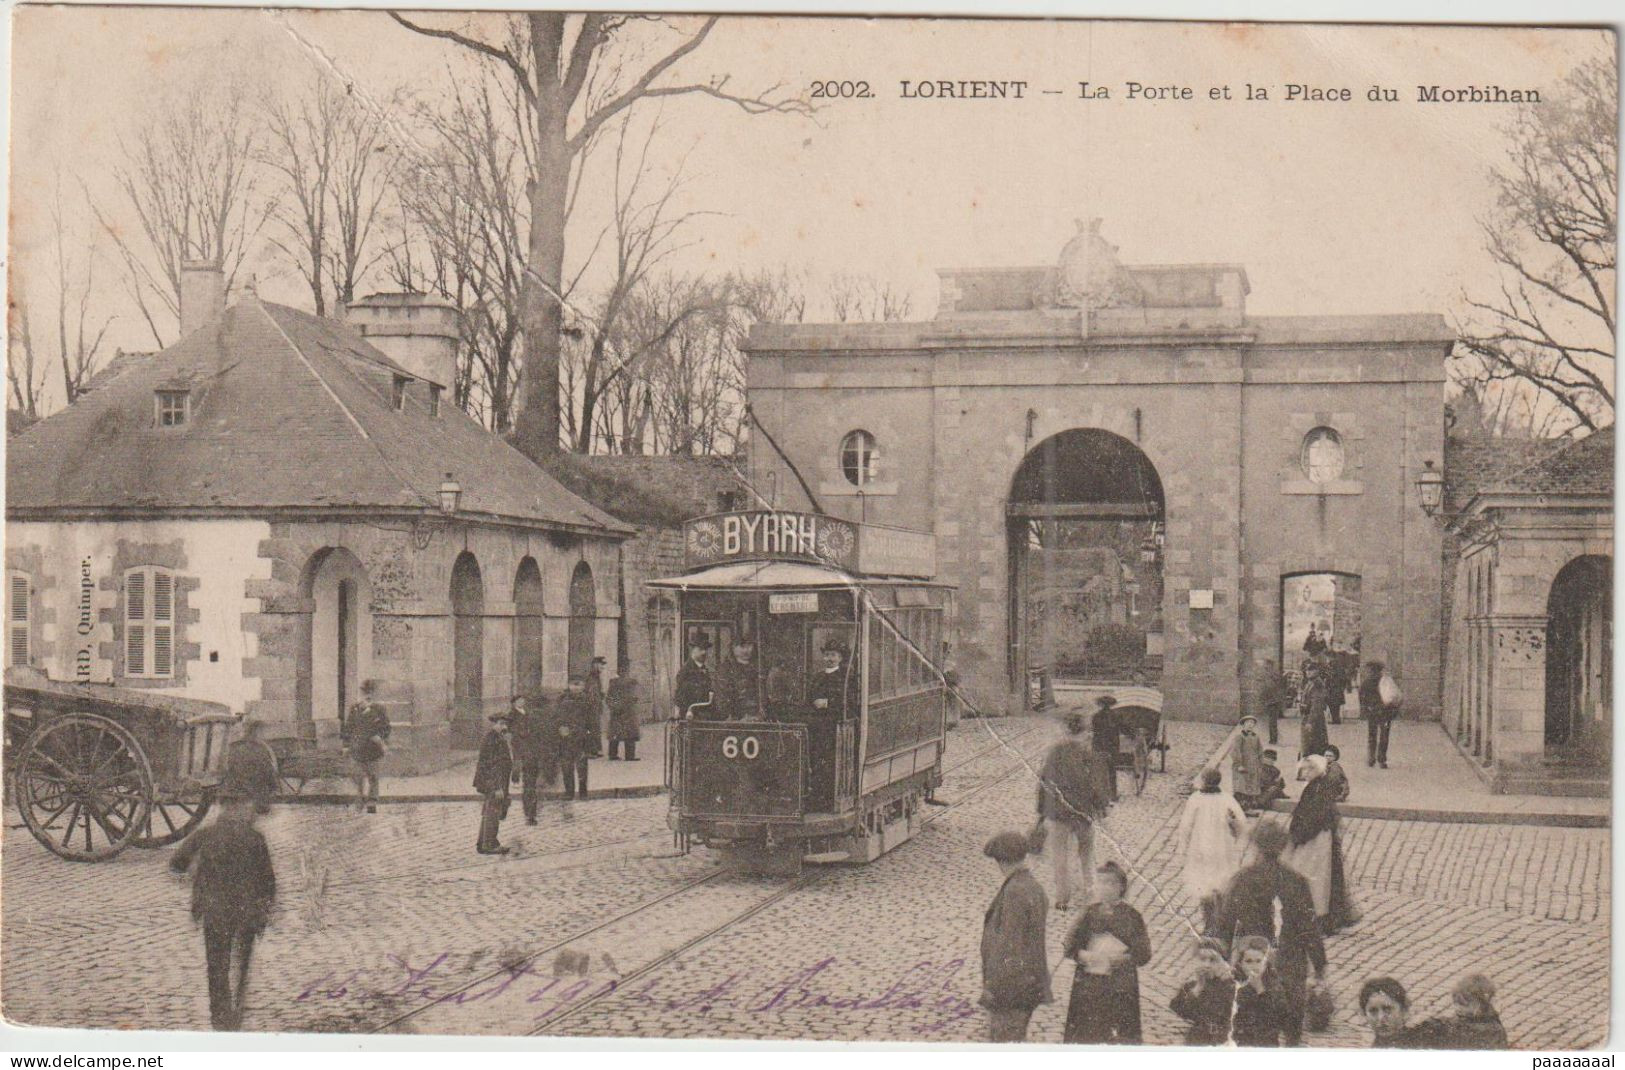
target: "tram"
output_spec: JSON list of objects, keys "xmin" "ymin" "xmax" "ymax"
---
[{"xmin": 651, "ymin": 509, "xmax": 956, "ymax": 869}]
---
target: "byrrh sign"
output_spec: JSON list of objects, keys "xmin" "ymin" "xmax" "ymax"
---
[{"xmin": 683, "ymin": 510, "xmax": 935, "ymax": 578}]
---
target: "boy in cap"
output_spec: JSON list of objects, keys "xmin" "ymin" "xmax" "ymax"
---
[
  {"xmin": 343, "ymin": 679, "xmax": 391, "ymax": 814},
  {"xmin": 473, "ymin": 710, "xmax": 517, "ymax": 854},
  {"xmin": 1232, "ymin": 714, "xmax": 1264, "ymax": 809},
  {"xmin": 170, "ymin": 792, "xmax": 276, "ymax": 1030},
  {"xmin": 979, "ymin": 830, "xmax": 1051, "ymax": 1042}
]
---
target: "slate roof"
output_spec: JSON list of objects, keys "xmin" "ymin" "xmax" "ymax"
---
[
  {"xmin": 7, "ymin": 298, "xmax": 631, "ymax": 536},
  {"xmin": 1444, "ymin": 426, "xmax": 1614, "ymax": 511}
]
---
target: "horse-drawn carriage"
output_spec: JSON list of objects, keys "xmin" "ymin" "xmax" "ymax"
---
[{"xmin": 4, "ymin": 667, "xmax": 239, "ymax": 861}]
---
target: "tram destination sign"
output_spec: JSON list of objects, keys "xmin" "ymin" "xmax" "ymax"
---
[{"xmin": 684, "ymin": 510, "xmax": 935, "ymax": 578}]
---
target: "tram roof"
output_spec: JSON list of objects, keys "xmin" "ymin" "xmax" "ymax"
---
[{"xmin": 647, "ymin": 561, "xmax": 954, "ymax": 591}]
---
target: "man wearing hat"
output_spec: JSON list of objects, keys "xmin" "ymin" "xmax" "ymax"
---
[
  {"xmin": 551, "ymin": 676, "xmax": 597, "ymax": 802},
  {"xmin": 798, "ymin": 642, "xmax": 855, "ymax": 806},
  {"xmin": 473, "ymin": 710, "xmax": 517, "ymax": 854},
  {"xmin": 715, "ymin": 634, "xmax": 763, "ymax": 721},
  {"xmin": 1232, "ymin": 713, "xmax": 1265, "ymax": 809},
  {"xmin": 169, "ymin": 791, "xmax": 277, "ymax": 1030},
  {"xmin": 607, "ymin": 665, "xmax": 644, "ymax": 761},
  {"xmin": 673, "ymin": 634, "xmax": 715, "ymax": 720},
  {"xmin": 1089, "ymin": 695, "xmax": 1121, "ymax": 804},
  {"xmin": 980, "ymin": 830, "xmax": 1051, "ymax": 1042}
]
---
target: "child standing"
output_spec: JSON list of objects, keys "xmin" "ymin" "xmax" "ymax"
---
[
  {"xmin": 1257, "ymin": 749, "xmax": 1289, "ymax": 809},
  {"xmin": 1230, "ymin": 935, "xmax": 1288, "ymax": 1047},
  {"xmin": 1232, "ymin": 714, "xmax": 1264, "ymax": 810},
  {"xmin": 1062, "ymin": 861, "xmax": 1152, "ymax": 1044},
  {"xmin": 1171, "ymin": 938, "xmax": 1236, "ymax": 1045}
]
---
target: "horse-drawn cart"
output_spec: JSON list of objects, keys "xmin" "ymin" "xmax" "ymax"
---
[
  {"xmin": 4, "ymin": 668, "xmax": 238, "ymax": 861},
  {"xmin": 1108, "ymin": 686, "xmax": 1168, "ymax": 796}
]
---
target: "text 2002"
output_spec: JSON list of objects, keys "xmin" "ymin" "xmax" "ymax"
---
[{"xmin": 811, "ymin": 80, "xmax": 873, "ymax": 99}]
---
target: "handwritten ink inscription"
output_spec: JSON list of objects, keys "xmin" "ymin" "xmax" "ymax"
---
[{"xmin": 296, "ymin": 954, "xmax": 977, "ymax": 1033}]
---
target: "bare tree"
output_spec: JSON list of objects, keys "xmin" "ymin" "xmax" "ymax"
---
[
  {"xmin": 390, "ymin": 84, "xmax": 527, "ymax": 431},
  {"xmin": 51, "ymin": 187, "xmax": 115, "ymax": 406},
  {"xmin": 1454, "ymin": 52, "xmax": 1616, "ymax": 435},
  {"xmin": 390, "ymin": 12, "xmax": 810, "ymax": 457},
  {"xmin": 262, "ymin": 78, "xmax": 402, "ymax": 317},
  {"xmin": 88, "ymin": 81, "xmax": 272, "ymax": 348},
  {"xmin": 7, "ymin": 296, "xmax": 46, "ymax": 421},
  {"xmin": 824, "ymin": 271, "xmax": 913, "ymax": 323},
  {"xmin": 563, "ymin": 114, "xmax": 712, "ymax": 453}
]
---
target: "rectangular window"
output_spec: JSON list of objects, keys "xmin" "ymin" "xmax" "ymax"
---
[
  {"xmin": 392, "ymin": 376, "xmax": 409, "ymax": 411},
  {"xmin": 124, "ymin": 566, "xmax": 175, "ymax": 679},
  {"xmin": 429, "ymin": 384, "xmax": 442, "ymax": 417},
  {"xmin": 6, "ymin": 571, "xmax": 30, "ymax": 668},
  {"xmin": 156, "ymin": 390, "xmax": 189, "ymax": 427}
]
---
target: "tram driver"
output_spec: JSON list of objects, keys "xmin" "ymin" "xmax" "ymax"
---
[
  {"xmin": 674, "ymin": 633, "xmax": 716, "ymax": 720},
  {"xmin": 800, "ymin": 640, "xmax": 856, "ymax": 808}
]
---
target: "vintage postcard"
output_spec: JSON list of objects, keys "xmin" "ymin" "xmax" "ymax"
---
[{"xmin": 2, "ymin": 8, "xmax": 1614, "ymax": 1051}]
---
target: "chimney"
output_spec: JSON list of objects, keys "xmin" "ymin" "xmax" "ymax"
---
[
  {"xmin": 345, "ymin": 292, "xmax": 461, "ymax": 390},
  {"xmin": 179, "ymin": 260, "xmax": 226, "ymax": 336}
]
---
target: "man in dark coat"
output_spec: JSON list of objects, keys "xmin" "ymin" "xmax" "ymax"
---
[
  {"xmin": 1360, "ymin": 660, "xmax": 1396, "ymax": 768},
  {"xmin": 343, "ymin": 679, "xmax": 391, "ymax": 814},
  {"xmin": 607, "ymin": 672, "xmax": 642, "ymax": 761},
  {"xmin": 169, "ymin": 796, "xmax": 276, "ymax": 1030},
  {"xmin": 980, "ymin": 830, "xmax": 1051, "ymax": 1042},
  {"xmin": 1036, "ymin": 710, "xmax": 1108, "ymax": 910},
  {"xmin": 1089, "ymin": 695, "xmax": 1121, "ymax": 804},
  {"xmin": 1302, "ymin": 624, "xmax": 1327, "ymax": 658},
  {"xmin": 1210, "ymin": 818, "xmax": 1328, "ymax": 1047},
  {"xmin": 508, "ymin": 694, "xmax": 547, "ymax": 825},
  {"xmin": 551, "ymin": 677, "xmax": 596, "ymax": 801},
  {"xmin": 473, "ymin": 711, "xmax": 517, "ymax": 854},
  {"xmin": 798, "ymin": 643, "xmax": 856, "ymax": 807},
  {"xmin": 673, "ymin": 635, "xmax": 715, "ymax": 719},
  {"xmin": 715, "ymin": 636, "xmax": 763, "ymax": 721},
  {"xmin": 221, "ymin": 718, "xmax": 280, "ymax": 814}
]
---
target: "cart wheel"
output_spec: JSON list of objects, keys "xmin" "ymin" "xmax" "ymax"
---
[
  {"xmin": 15, "ymin": 713, "xmax": 154, "ymax": 862},
  {"xmin": 132, "ymin": 785, "xmax": 214, "ymax": 848},
  {"xmin": 1132, "ymin": 732, "xmax": 1150, "ymax": 796}
]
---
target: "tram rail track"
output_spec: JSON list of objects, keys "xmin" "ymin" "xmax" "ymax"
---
[{"xmin": 367, "ymin": 719, "xmax": 1047, "ymax": 1037}]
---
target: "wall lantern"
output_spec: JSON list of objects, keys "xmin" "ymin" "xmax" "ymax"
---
[
  {"xmin": 1415, "ymin": 459, "xmax": 1444, "ymax": 516},
  {"xmin": 439, "ymin": 472, "xmax": 463, "ymax": 515}
]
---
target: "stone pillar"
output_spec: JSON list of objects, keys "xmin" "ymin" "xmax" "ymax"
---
[{"xmin": 1487, "ymin": 614, "xmax": 1548, "ymax": 768}]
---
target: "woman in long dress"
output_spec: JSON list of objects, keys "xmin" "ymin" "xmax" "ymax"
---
[
  {"xmin": 1283, "ymin": 755, "xmax": 1348, "ymax": 934},
  {"xmin": 1175, "ymin": 767, "xmax": 1247, "ymax": 931}
]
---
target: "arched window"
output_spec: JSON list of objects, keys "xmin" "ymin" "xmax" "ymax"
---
[
  {"xmin": 840, "ymin": 430, "xmax": 878, "ymax": 487},
  {"xmin": 1300, "ymin": 427, "xmax": 1345, "ymax": 484}
]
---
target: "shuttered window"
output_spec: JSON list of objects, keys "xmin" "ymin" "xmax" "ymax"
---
[
  {"xmin": 124, "ymin": 567, "xmax": 175, "ymax": 679},
  {"xmin": 5, "ymin": 572, "xmax": 30, "ymax": 668}
]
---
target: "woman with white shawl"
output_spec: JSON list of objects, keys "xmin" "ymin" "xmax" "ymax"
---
[{"xmin": 1176, "ymin": 767, "xmax": 1248, "ymax": 931}]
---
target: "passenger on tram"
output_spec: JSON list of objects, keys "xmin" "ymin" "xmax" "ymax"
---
[
  {"xmin": 674, "ymin": 634, "xmax": 715, "ymax": 720},
  {"xmin": 715, "ymin": 635, "xmax": 764, "ymax": 721}
]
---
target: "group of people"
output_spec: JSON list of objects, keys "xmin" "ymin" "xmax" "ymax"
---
[
  {"xmin": 473, "ymin": 663, "xmax": 645, "ymax": 855},
  {"xmin": 978, "ymin": 692, "xmax": 1505, "ymax": 1050}
]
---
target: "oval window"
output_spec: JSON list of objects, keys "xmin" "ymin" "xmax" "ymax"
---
[
  {"xmin": 1301, "ymin": 427, "xmax": 1345, "ymax": 484},
  {"xmin": 840, "ymin": 430, "xmax": 878, "ymax": 487}
]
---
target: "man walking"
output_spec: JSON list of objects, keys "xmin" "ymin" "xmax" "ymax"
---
[
  {"xmin": 474, "ymin": 710, "xmax": 517, "ymax": 854},
  {"xmin": 979, "ymin": 830, "xmax": 1051, "ymax": 1042},
  {"xmin": 169, "ymin": 794, "xmax": 277, "ymax": 1031},
  {"xmin": 607, "ymin": 669, "xmax": 643, "ymax": 761},
  {"xmin": 674, "ymin": 635, "xmax": 715, "ymax": 719},
  {"xmin": 1360, "ymin": 660, "xmax": 1397, "ymax": 768},
  {"xmin": 509, "ymin": 693, "xmax": 546, "ymax": 825},
  {"xmin": 343, "ymin": 679, "xmax": 391, "ymax": 814},
  {"xmin": 1209, "ymin": 819, "xmax": 1329, "ymax": 1046},
  {"xmin": 1035, "ymin": 710, "xmax": 1107, "ymax": 911},
  {"xmin": 1256, "ymin": 658, "xmax": 1288, "ymax": 745}
]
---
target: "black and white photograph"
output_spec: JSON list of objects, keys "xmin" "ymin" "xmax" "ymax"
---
[{"xmin": 0, "ymin": 7, "xmax": 1616, "ymax": 1052}]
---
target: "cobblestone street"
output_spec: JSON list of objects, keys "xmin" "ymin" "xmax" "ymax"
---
[{"xmin": 3, "ymin": 718, "xmax": 1609, "ymax": 1047}]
